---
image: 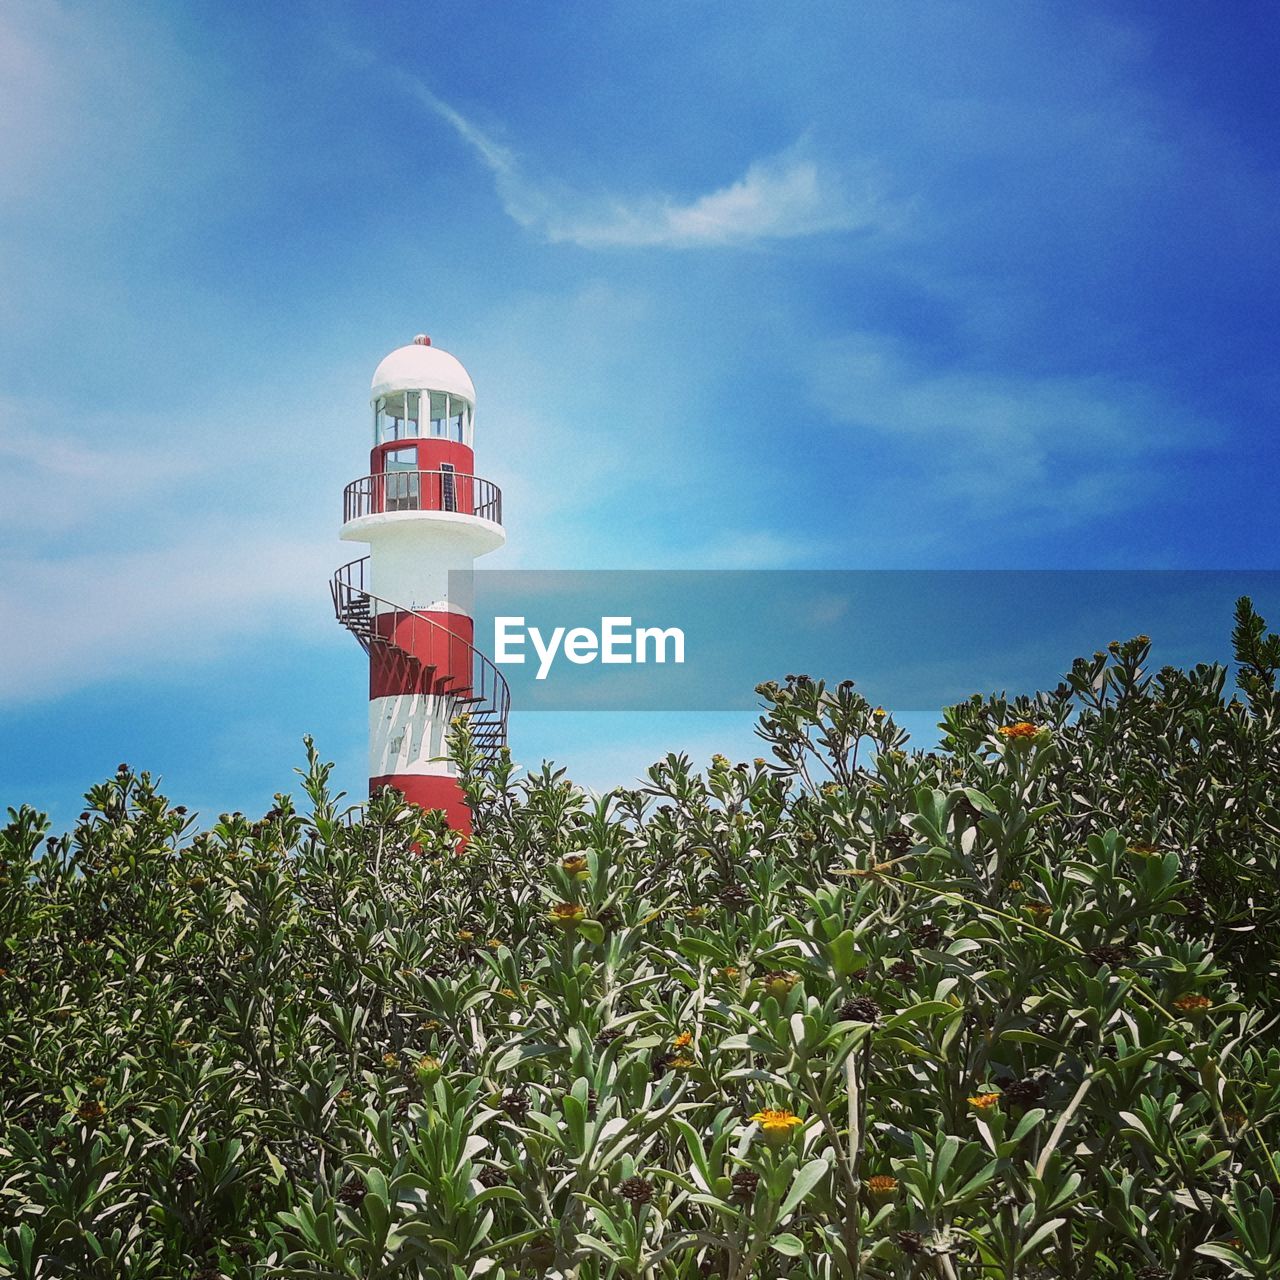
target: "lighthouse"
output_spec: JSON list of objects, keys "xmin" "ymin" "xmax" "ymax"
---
[{"xmin": 331, "ymin": 335, "xmax": 509, "ymax": 834}]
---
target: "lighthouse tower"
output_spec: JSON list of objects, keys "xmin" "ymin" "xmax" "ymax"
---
[{"xmin": 331, "ymin": 335, "xmax": 509, "ymax": 834}]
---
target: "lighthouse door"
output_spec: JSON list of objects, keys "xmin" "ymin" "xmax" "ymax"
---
[{"xmin": 384, "ymin": 447, "xmax": 419, "ymax": 512}]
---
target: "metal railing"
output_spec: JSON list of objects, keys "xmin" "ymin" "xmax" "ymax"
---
[
  {"xmin": 330, "ymin": 556, "xmax": 509, "ymax": 767},
  {"xmin": 343, "ymin": 471, "xmax": 502, "ymax": 525}
]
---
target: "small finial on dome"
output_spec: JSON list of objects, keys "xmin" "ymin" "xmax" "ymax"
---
[{"xmin": 413, "ymin": 334, "xmax": 431, "ymax": 346}]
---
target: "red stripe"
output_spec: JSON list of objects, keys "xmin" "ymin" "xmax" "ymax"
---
[
  {"xmin": 369, "ymin": 610, "xmax": 474, "ymax": 698},
  {"xmin": 370, "ymin": 773, "xmax": 471, "ymax": 836}
]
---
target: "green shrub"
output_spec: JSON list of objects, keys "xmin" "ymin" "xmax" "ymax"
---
[{"xmin": 2, "ymin": 599, "xmax": 1279, "ymax": 1278}]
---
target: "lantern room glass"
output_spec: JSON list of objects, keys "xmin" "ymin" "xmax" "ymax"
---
[{"xmin": 377, "ymin": 391, "xmax": 471, "ymax": 445}]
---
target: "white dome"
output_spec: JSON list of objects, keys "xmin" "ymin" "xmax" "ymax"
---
[{"xmin": 370, "ymin": 338, "xmax": 476, "ymax": 405}]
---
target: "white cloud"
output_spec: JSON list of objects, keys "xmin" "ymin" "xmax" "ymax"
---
[
  {"xmin": 0, "ymin": 526, "xmax": 339, "ymax": 702},
  {"xmin": 683, "ymin": 530, "xmax": 828, "ymax": 570},
  {"xmin": 0, "ymin": 404, "xmax": 203, "ymax": 534},
  {"xmin": 804, "ymin": 333, "xmax": 1210, "ymax": 520},
  {"xmin": 394, "ymin": 73, "xmax": 896, "ymax": 249}
]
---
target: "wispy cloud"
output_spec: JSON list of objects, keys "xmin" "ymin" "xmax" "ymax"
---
[
  {"xmin": 393, "ymin": 72, "xmax": 896, "ymax": 249},
  {"xmin": 0, "ymin": 527, "xmax": 337, "ymax": 702},
  {"xmin": 804, "ymin": 333, "xmax": 1212, "ymax": 521},
  {"xmin": 0, "ymin": 403, "xmax": 201, "ymax": 535}
]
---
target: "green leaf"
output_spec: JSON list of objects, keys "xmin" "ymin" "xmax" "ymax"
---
[
  {"xmin": 881, "ymin": 1001, "xmax": 960, "ymax": 1032},
  {"xmin": 770, "ymin": 1233, "xmax": 804, "ymax": 1257},
  {"xmin": 779, "ymin": 1159, "xmax": 830, "ymax": 1218},
  {"xmin": 494, "ymin": 1041, "xmax": 564, "ymax": 1071}
]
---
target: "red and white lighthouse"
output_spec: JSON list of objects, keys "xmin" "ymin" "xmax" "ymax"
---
[{"xmin": 331, "ymin": 335, "xmax": 509, "ymax": 834}]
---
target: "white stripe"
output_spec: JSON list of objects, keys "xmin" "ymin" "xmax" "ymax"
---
[{"xmin": 368, "ymin": 694, "xmax": 458, "ymax": 779}]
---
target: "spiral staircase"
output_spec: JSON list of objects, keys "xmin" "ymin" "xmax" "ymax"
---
[{"xmin": 331, "ymin": 555, "xmax": 509, "ymax": 769}]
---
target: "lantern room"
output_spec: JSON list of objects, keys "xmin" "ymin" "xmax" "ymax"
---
[
  {"xmin": 369, "ymin": 335, "xmax": 477, "ymax": 481},
  {"xmin": 341, "ymin": 334, "xmax": 503, "ymax": 533}
]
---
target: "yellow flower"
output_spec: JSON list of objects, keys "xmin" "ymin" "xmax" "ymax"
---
[
  {"xmin": 1023, "ymin": 902, "xmax": 1052, "ymax": 923},
  {"xmin": 414, "ymin": 1055, "xmax": 441, "ymax": 1086},
  {"xmin": 90, "ymin": 1076, "xmax": 108, "ymax": 1089},
  {"xmin": 719, "ymin": 966, "xmax": 741, "ymax": 982},
  {"xmin": 668, "ymin": 1055, "xmax": 695, "ymax": 1070},
  {"xmin": 673, "ymin": 1031, "xmax": 693, "ymax": 1049},
  {"xmin": 383, "ymin": 1052, "xmax": 400, "ymax": 1070},
  {"xmin": 968, "ymin": 1093, "xmax": 1001, "ymax": 1110},
  {"xmin": 456, "ymin": 930, "xmax": 475, "ymax": 943},
  {"xmin": 549, "ymin": 902, "xmax": 586, "ymax": 929},
  {"xmin": 561, "ymin": 855, "xmax": 590, "ymax": 879},
  {"xmin": 750, "ymin": 1108, "xmax": 804, "ymax": 1146},
  {"xmin": 866, "ymin": 1174, "xmax": 898, "ymax": 1200},
  {"xmin": 1173, "ymin": 993, "xmax": 1212, "ymax": 1018},
  {"xmin": 872, "ymin": 707, "xmax": 887, "ymax": 718},
  {"xmin": 487, "ymin": 937, "xmax": 504, "ymax": 950},
  {"xmin": 1007, "ymin": 879, "xmax": 1024, "ymax": 892},
  {"xmin": 998, "ymin": 722, "xmax": 1040, "ymax": 739},
  {"xmin": 685, "ymin": 906, "xmax": 709, "ymax": 923},
  {"xmin": 419, "ymin": 1019, "xmax": 441, "ymax": 1033}
]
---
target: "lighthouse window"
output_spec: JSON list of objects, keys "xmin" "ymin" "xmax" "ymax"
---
[
  {"xmin": 376, "ymin": 393, "xmax": 417, "ymax": 443},
  {"xmin": 447, "ymin": 395, "xmax": 466, "ymax": 442},
  {"xmin": 429, "ymin": 391, "xmax": 448, "ymax": 437}
]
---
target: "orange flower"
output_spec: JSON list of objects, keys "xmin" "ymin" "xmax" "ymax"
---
[
  {"xmin": 1173, "ymin": 993, "xmax": 1212, "ymax": 1017},
  {"xmin": 549, "ymin": 902, "xmax": 586, "ymax": 929},
  {"xmin": 866, "ymin": 1174, "xmax": 898, "ymax": 1200},
  {"xmin": 968, "ymin": 1093, "xmax": 1001, "ymax": 1110},
  {"xmin": 998, "ymin": 722, "xmax": 1039, "ymax": 739},
  {"xmin": 561, "ymin": 855, "xmax": 589, "ymax": 878},
  {"xmin": 750, "ymin": 1108, "xmax": 804, "ymax": 1146},
  {"xmin": 673, "ymin": 1031, "xmax": 693, "ymax": 1049}
]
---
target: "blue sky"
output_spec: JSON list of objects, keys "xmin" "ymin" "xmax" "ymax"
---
[{"xmin": 2, "ymin": 1, "xmax": 1278, "ymax": 825}]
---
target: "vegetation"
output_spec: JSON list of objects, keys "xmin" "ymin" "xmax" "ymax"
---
[{"xmin": 3, "ymin": 599, "xmax": 1280, "ymax": 1279}]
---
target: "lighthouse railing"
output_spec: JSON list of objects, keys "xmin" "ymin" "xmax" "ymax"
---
[{"xmin": 343, "ymin": 472, "xmax": 502, "ymax": 525}]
